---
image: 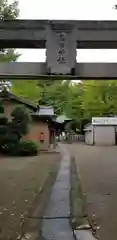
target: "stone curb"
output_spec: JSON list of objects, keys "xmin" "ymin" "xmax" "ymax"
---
[
  {"xmin": 73, "ymin": 230, "xmax": 97, "ymax": 240},
  {"xmin": 70, "ymin": 156, "xmax": 86, "ymax": 228}
]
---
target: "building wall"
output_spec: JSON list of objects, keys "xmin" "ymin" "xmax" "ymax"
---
[
  {"xmin": 24, "ymin": 121, "xmax": 50, "ymax": 150},
  {"xmin": 94, "ymin": 125, "xmax": 115, "ymax": 145}
]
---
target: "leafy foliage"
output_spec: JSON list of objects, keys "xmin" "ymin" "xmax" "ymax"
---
[
  {"xmin": 0, "ymin": 0, "xmax": 20, "ymax": 90},
  {"xmin": 3, "ymin": 140, "xmax": 39, "ymax": 156},
  {"xmin": 16, "ymin": 140, "xmax": 38, "ymax": 156},
  {"xmin": 0, "ymin": 49, "xmax": 20, "ymax": 63},
  {"xmin": 12, "ymin": 80, "xmax": 40, "ymax": 103},
  {"xmin": 0, "ymin": 104, "xmax": 8, "ymax": 148},
  {"xmin": 0, "ymin": 103, "xmax": 38, "ymax": 156},
  {"xmin": 12, "ymin": 79, "xmax": 117, "ymax": 132},
  {"xmin": 0, "ymin": 0, "xmax": 19, "ymax": 19},
  {"xmin": 11, "ymin": 106, "xmax": 30, "ymax": 137}
]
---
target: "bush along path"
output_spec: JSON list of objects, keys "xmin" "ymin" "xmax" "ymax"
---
[
  {"xmin": 70, "ymin": 156, "xmax": 98, "ymax": 240},
  {"xmin": 0, "ymin": 104, "xmax": 39, "ymax": 157}
]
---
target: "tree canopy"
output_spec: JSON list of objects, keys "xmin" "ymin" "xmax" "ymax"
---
[
  {"xmin": 0, "ymin": 0, "xmax": 20, "ymax": 62},
  {"xmin": 0, "ymin": 0, "xmax": 20, "ymax": 90},
  {"xmin": 11, "ymin": 79, "xmax": 117, "ymax": 132},
  {"xmin": 0, "ymin": 0, "xmax": 19, "ymax": 19}
]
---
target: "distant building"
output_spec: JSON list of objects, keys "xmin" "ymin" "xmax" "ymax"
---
[{"xmin": 84, "ymin": 117, "xmax": 117, "ymax": 146}]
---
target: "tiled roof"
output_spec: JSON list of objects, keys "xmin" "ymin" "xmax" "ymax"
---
[
  {"xmin": 38, "ymin": 106, "xmax": 54, "ymax": 116},
  {"xmin": 56, "ymin": 115, "xmax": 72, "ymax": 123},
  {"xmin": 32, "ymin": 105, "xmax": 55, "ymax": 117}
]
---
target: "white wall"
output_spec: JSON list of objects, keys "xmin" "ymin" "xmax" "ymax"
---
[{"xmin": 94, "ymin": 126, "xmax": 115, "ymax": 145}]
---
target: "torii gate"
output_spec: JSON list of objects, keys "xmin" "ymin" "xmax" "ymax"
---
[{"xmin": 0, "ymin": 20, "xmax": 117, "ymax": 79}]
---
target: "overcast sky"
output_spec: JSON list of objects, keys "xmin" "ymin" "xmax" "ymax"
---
[{"xmin": 8, "ymin": 0, "xmax": 117, "ymax": 62}]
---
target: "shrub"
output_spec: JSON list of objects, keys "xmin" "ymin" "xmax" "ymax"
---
[
  {"xmin": 2, "ymin": 140, "xmax": 39, "ymax": 156},
  {"xmin": 1, "ymin": 142, "xmax": 16, "ymax": 155},
  {"xmin": 0, "ymin": 131, "xmax": 20, "ymax": 154},
  {"xmin": 11, "ymin": 106, "xmax": 30, "ymax": 137},
  {"xmin": 0, "ymin": 104, "xmax": 4, "ymax": 114},
  {"xmin": 17, "ymin": 140, "xmax": 39, "ymax": 156},
  {"xmin": 0, "ymin": 115, "xmax": 8, "ymax": 125},
  {"xmin": 5, "ymin": 132, "xmax": 20, "ymax": 144},
  {"xmin": 0, "ymin": 116, "xmax": 8, "ymax": 149}
]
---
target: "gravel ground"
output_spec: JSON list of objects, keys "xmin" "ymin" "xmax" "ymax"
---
[
  {"xmin": 0, "ymin": 153, "xmax": 60, "ymax": 240},
  {"xmin": 67, "ymin": 143, "xmax": 117, "ymax": 240}
]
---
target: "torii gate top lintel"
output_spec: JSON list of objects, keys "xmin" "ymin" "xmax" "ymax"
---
[{"xmin": 1, "ymin": 19, "xmax": 117, "ymax": 28}]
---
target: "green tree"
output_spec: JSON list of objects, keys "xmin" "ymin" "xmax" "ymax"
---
[
  {"xmin": 12, "ymin": 80, "xmax": 41, "ymax": 103},
  {"xmin": 38, "ymin": 80, "xmax": 63, "ymax": 105},
  {"xmin": 0, "ymin": 103, "xmax": 8, "ymax": 148},
  {"xmin": 10, "ymin": 106, "xmax": 30, "ymax": 138},
  {"xmin": 40, "ymin": 81, "xmax": 70, "ymax": 114},
  {"xmin": 12, "ymin": 80, "xmax": 68, "ymax": 113},
  {"xmin": 0, "ymin": 0, "xmax": 19, "ymax": 61},
  {"xmin": 11, "ymin": 79, "xmax": 117, "ymax": 133},
  {"xmin": 0, "ymin": 0, "xmax": 19, "ymax": 19},
  {"xmin": 0, "ymin": 0, "xmax": 20, "ymax": 90},
  {"xmin": 82, "ymin": 80, "xmax": 117, "ymax": 118},
  {"xmin": 0, "ymin": 105, "xmax": 32, "ymax": 155}
]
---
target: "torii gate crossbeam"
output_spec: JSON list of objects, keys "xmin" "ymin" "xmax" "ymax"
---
[
  {"xmin": 1, "ymin": 20, "xmax": 117, "ymax": 49},
  {"xmin": 0, "ymin": 62, "xmax": 117, "ymax": 80},
  {"xmin": 0, "ymin": 20, "xmax": 117, "ymax": 79}
]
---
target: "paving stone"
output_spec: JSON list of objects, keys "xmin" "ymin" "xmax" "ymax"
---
[
  {"xmin": 74, "ymin": 230, "xmax": 97, "ymax": 240},
  {"xmin": 42, "ymin": 147, "xmax": 74, "ymax": 239},
  {"xmin": 42, "ymin": 219, "xmax": 74, "ymax": 240}
]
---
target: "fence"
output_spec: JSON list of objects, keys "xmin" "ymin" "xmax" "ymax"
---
[{"xmin": 58, "ymin": 134, "xmax": 85, "ymax": 142}]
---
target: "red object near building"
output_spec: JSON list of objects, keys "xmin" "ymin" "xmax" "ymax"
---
[{"xmin": 40, "ymin": 132, "xmax": 44, "ymax": 142}]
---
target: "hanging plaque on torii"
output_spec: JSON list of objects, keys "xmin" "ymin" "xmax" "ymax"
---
[{"xmin": 46, "ymin": 22, "xmax": 77, "ymax": 75}]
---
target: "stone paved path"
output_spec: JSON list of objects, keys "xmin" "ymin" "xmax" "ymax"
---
[
  {"xmin": 42, "ymin": 146, "xmax": 74, "ymax": 240},
  {"xmin": 67, "ymin": 143, "xmax": 117, "ymax": 240}
]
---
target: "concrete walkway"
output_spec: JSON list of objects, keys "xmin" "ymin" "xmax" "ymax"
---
[
  {"xmin": 68, "ymin": 143, "xmax": 117, "ymax": 240},
  {"xmin": 42, "ymin": 147, "xmax": 74, "ymax": 240}
]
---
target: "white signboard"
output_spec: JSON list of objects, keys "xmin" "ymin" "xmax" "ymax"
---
[{"xmin": 92, "ymin": 117, "xmax": 117, "ymax": 125}]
